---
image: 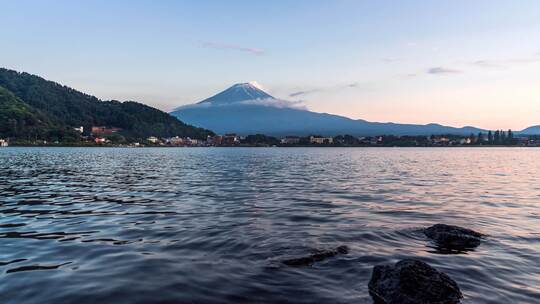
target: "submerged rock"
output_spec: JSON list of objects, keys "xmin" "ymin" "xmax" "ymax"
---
[
  {"xmin": 368, "ymin": 259, "xmax": 463, "ymax": 304},
  {"xmin": 282, "ymin": 245, "xmax": 349, "ymax": 267},
  {"xmin": 425, "ymin": 224, "xmax": 483, "ymax": 251}
]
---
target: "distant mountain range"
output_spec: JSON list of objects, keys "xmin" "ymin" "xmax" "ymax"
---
[
  {"xmin": 519, "ymin": 125, "xmax": 540, "ymax": 135},
  {"xmin": 0, "ymin": 68, "xmax": 213, "ymax": 142},
  {"xmin": 171, "ymin": 83, "xmax": 495, "ymax": 136},
  {"xmin": 2, "ymin": 70, "xmax": 538, "ymax": 141}
]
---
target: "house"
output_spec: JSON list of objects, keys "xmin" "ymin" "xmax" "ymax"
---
[
  {"xmin": 527, "ymin": 138, "xmax": 540, "ymax": 146},
  {"xmin": 91, "ymin": 126, "xmax": 121, "ymax": 135},
  {"xmin": 167, "ymin": 136, "xmax": 184, "ymax": 146},
  {"xmin": 73, "ymin": 126, "xmax": 84, "ymax": 133},
  {"xmin": 309, "ymin": 136, "xmax": 333, "ymax": 144},
  {"xmin": 459, "ymin": 138, "xmax": 471, "ymax": 145},
  {"xmin": 207, "ymin": 135, "xmax": 223, "ymax": 145},
  {"xmin": 187, "ymin": 138, "xmax": 200, "ymax": 145},
  {"xmin": 0, "ymin": 139, "xmax": 8, "ymax": 147},
  {"xmin": 369, "ymin": 136, "xmax": 383, "ymax": 145},
  {"xmin": 280, "ymin": 136, "xmax": 300, "ymax": 144},
  {"xmin": 147, "ymin": 136, "xmax": 159, "ymax": 144},
  {"xmin": 431, "ymin": 136, "xmax": 450, "ymax": 145},
  {"xmin": 206, "ymin": 134, "xmax": 239, "ymax": 146},
  {"xmin": 94, "ymin": 137, "xmax": 108, "ymax": 143},
  {"xmin": 223, "ymin": 134, "xmax": 240, "ymax": 145}
]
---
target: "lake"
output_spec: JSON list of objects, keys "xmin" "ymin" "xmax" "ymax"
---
[{"xmin": 1, "ymin": 147, "xmax": 539, "ymax": 303}]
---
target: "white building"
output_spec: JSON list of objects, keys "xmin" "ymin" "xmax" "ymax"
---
[
  {"xmin": 147, "ymin": 136, "xmax": 159, "ymax": 143},
  {"xmin": 188, "ymin": 138, "xmax": 200, "ymax": 145},
  {"xmin": 281, "ymin": 136, "xmax": 300, "ymax": 144},
  {"xmin": 309, "ymin": 136, "xmax": 333, "ymax": 144},
  {"xmin": 167, "ymin": 136, "xmax": 184, "ymax": 146},
  {"xmin": 0, "ymin": 139, "xmax": 8, "ymax": 147}
]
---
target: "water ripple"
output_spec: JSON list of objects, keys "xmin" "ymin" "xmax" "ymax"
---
[{"xmin": 0, "ymin": 147, "xmax": 539, "ymax": 303}]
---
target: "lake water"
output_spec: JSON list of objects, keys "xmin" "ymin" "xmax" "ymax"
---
[{"xmin": 1, "ymin": 147, "xmax": 539, "ymax": 303}]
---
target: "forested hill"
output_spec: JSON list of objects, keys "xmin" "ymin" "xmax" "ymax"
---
[
  {"xmin": 0, "ymin": 86, "xmax": 79, "ymax": 141},
  {"xmin": 0, "ymin": 68, "xmax": 213, "ymax": 141}
]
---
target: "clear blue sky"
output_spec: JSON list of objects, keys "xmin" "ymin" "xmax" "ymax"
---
[{"xmin": 2, "ymin": 0, "xmax": 540, "ymax": 130}]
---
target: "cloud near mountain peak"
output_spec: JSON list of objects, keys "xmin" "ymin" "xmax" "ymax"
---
[{"xmin": 427, "ymin": 67, "xmax": 462, "ymax": 75}]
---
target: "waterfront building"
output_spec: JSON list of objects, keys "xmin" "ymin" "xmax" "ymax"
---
[
  {"xmin": 281, "ymin": 136, "xmax": 300, "ymax": 144},
  {"xmin": 309, "ymin": 136, "xmax": 333, "ymax": 144},
  {"xmin": 147, "ymin": 136, "xmax": 159, "ymax": 144},
  {"xmin": 167, "ymin": 136, "xmax": 184, "ymax": 146}
]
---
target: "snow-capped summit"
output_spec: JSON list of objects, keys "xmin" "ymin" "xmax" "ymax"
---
[
  {"xmin": 197, "ymin": 81, "xmax": 274, "ymax": 105},
  {"xmin": 170, "ymin": 83, "xmax": 486, "ymax": 137}
]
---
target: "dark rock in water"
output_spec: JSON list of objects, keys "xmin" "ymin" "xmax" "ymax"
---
[
  {"xmin": 425, "ymin": 224, "xmax": 483, "ymax": 251},
  {"xmin": 282, "ymin": 245, "xmax": 349, "ymax": 267},
  {"xmin": 368, "ymin": 259, "xmax": 463, "ymax": 304}
]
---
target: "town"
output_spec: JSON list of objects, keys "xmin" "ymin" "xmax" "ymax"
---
[
  {"xmin": 2, "ymin": 125, "xmax": 540, "ymax": 148},
  {"xmin": 4, "ymin": 126, "xmax": 539, "ymax": 147}
]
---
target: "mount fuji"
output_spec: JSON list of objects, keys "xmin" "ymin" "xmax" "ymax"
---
[{"xmin": 170, "ymin": 82, "xmax": 485, "ymax": 136}]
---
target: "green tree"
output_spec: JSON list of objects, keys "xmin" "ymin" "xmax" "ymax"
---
[
  {"xmin": 507, "ymin": 129, "xmax": 514, "ymax": 145},
  {"xmin": 494, "ymin": 130, "xmax": 500, "ymax": 144},
  {"xmin": 0, "ymin": 68, "xmax": 214, "ymax": 142}
]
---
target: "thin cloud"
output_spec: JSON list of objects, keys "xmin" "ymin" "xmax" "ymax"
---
[
  {"xmin": 201, "ymin": 41, "xmax": 264, "ymax": 56},
  {"xmin": 427, "ymin": 67, "xmax": 462, "ymax": 75},
  {"xmin": 471, "ymin": 60, "xmax": 503, "ymax": 68},
  {"xmin": 241, "ymin": 98, "xmax": 307, "ymax": 110},
  {"xmin": 507, "ymin": 57, "xmax": 540, "ymax": 64},
  {"xmin": 471, "ymin": 52, "xmax": 540, "ymax": 69},
  {"xmin": 401, "ymin": 73, "xmax": 417, "ymax": 79},
  {"xmin": 178, "ymin": 98, "xmax": 306, "ymax": 110},
  {"xmin": 289, "ymin": 89, "xmax": 320, "ymax": 97},
  {"xmin": 289, "ymin": 82, "xmax": 361, "ymax": 97},
  {"xmin": 382, "ymin": 57, "xmax": 400, "ymax": 63}
]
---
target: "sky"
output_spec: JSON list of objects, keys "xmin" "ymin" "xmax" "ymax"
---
[{"xmin": 1, "ymin": 0, "xmax": 540, "ymax": 130}]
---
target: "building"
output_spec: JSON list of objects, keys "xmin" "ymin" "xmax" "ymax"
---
[
  {"xmin": 207, "ymin": 135, "xmax": 223, "ymax": 145},
  {"xmin": 147, "ymin": 136, "xmax": 159, "ymax": 144},
  {"xmin": 167, "ymin": 136, "xmax": 184, "ymax": 146},
  {"xmin": 281, "ymin": 136, "xmax": 300, "ymax": 144},
  {"xmin": 207, "ymin": 134, "xmax": 239, "ymax": 146},
  {"xmin": 223, "ymin": 134, "xmax": 240, "ymax": 145},
  {"xmin": 91, "ymin": 126, "xmax": 121, "ymax": 135},
  {"xmin": 94, "ymin": 137, "xmax": 108, "ymax": 143},
  {"xmin": 0, "ymin": 139, "xmax": 8, "ymax": 147},
  {"xmin": 459, "ymin": 138, "xmax": 472, "ymax": 145},
  {"xmin": 309, "ymin": 136, "xmax": 333, "ymax": 144},
  {"xmin": 431, "ymin": 136, "xmax": 450, "ymax": 145},
  {"xmin": 187, "ymin": 138, "xmax": 201, "ymax": 145},
  {"xmin": 73, "ymin": 126, "xmax": 84, "ymax": 133}
]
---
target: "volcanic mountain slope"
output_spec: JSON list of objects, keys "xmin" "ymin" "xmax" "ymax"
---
[
  {"xmin": 519, "ymin": 125, "xmax": 540, "ymax": 135},
  {"xmin": 170, "ymin": 82, "xmax": 486, "ymax": 136}
]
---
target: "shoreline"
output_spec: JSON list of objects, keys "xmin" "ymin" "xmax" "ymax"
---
[{"xmin": 2, "ymin": 144, "xmax": 534, "ymax": 148}]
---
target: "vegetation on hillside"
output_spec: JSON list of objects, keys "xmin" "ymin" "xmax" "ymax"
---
[
  {"xmin": 0, "ymin": 86, "xmax": 79, "ymax": 142},
  {"xmin": 0, "ymin": 68, "xmax": 213, "ymax": 142}
]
